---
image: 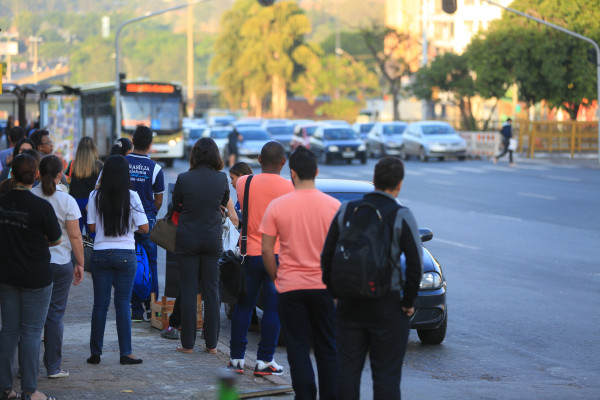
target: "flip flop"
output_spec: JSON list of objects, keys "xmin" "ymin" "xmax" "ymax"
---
[
  {"xmin": 176, "ymin": 346, "xmax": 193, "ymax": 354},
  {"xmin": 205, "ymin": 347, "xmax": 217, "ymax": 354}
]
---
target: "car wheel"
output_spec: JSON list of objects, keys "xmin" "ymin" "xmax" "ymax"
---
[
  {"xmin": 367, "ymin": 144, "xmax": 375, "ymax": 158},
  {"xmin": 438, "ymin": 156, "xmax": 445, "ymax": 161},
  {"xmin": 380, "ymin": 144, "xmax": 387, "ymax": 157},
  {"xmin": 419, "ymin": 147, "xmax": 429, "ymax": 162},
  {"xmin": 458, "ymin": 156, "xmax": 466, "ymax": 161},
  {"xmin": 346, "ymin": 159, "xmax": 352, "ymax": 164},
  {"xmin": 417, "ymin": 312, "xmax": 447, "ymax": 345},
  {"xmin": 399, "ymin": 146, "xmax": 408, "ymax": 161}
]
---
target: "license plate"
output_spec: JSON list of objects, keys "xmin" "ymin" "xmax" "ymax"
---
[{"xmin": 342, "ymin": 151, "xmax": 355, "ymax": 158}]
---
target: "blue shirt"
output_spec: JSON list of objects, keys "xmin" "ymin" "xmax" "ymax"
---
[
  {"xmin": 125, "ymin": 153, "xmax": 165, "ymax": 216},
  {"xmin": 0, "ymin": 147, "xmax": 13, "ymax": 168}
]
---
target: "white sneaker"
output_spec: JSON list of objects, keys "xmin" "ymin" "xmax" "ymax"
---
[
  {"xmin": 227, "ymin": 358, "xmax": 245, "ymax": 374},
  {"xmin": 48, "ymin": 369, "xmax": 70, "ymax": 379},
  {"xmin": 254, "ymin": 360, "xmax": 284, "ymax": 376}
]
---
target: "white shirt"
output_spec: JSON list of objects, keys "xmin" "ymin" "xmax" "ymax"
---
[
  {"xmin": 31, "ymin": 185, "xmax": 82, "ymax": 265},
  {"xmin": 87, "ymin": 190, "xmax": 148, "ymax": 250}
]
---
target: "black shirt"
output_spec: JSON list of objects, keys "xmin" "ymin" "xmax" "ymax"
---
[
  {"xmin": 228, "ymin": 130, "xmax": 239, "ymax": 151},
  {"xmin": 68, "ymin": 160, "xmax": 103, "ymax": 199},
  {"xmin": 0, "ymin": 189, "xmax": 62, "ymax": 288}
]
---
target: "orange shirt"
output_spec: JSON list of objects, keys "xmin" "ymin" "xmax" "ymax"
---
[
  {"xmin": 236, "ymin": 174, "xmax": 294, "ymax": 256},
  {"xmin": 259, "ymin": 189, "xmax": 341, "ymax": 293}
]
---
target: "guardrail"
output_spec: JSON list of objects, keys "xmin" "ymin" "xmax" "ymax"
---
[{"xmin": 514, "ymin": 120, "xmax": 598, "ymax": 158}]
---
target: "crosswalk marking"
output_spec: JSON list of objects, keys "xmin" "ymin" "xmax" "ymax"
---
[
  {"xmin": 543, "ymin": 175, "xmax": 581, "ymax": 182},
  {"xmin": 517, "ymin": 192, "xmax": 556, "ymax": 200},
  {"xmin": 426, "ymin": 179, "xmax": 455, "ymax": 186},
  {"xmin": 452, "ymin": 166, "xmax": 488, "ymax": 174},
  {"xmin": 422, "ymin": 167, "xmax": 456, "ymax": 175}
]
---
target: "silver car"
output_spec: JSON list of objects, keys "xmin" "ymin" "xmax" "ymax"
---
[
  {"xmin": 366, "ymin": 122, "xmax": 407, "ymax": 158},
  {"xmin": 401, "ymin": 121, "xmax": 467, "ymax": 161},
  {"xmin": 222, "ymin": 127, "xmax": 273, "ymax": 166}
]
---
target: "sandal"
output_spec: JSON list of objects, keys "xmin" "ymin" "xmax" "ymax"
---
[
  {"xmin": 21, "ymin": 392, "xmax": 56, "ymax": 400},
  {"xmin": 175, "ymin": 346, "xmax": 193, "ymax": 354},
  {"xmin": 205, "ymin": 347, "xmax": 217, "ymax": 354},
  {"xmin": 0, "ymin": 390, "xmax": 21, "ymax": 400}
]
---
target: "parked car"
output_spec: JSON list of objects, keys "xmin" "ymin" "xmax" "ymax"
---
[
  {"xmin": 290, "ymin": 124, "xmax": 319, "ymax": 151},
  {"xmin": 366, "ymin": 121, "xmax": 407, "ymax": 158},
  {"xmin": 200, "ymin": 126, "xmax": 233, "ymax": 159},
  {"xmin": 264, "ymin": 124, "xmax": 294, "ymax": 153},
  {"xmin": 352, "ymin": 122, "xmax": 375, "ymax": 140},
  {"xmin": 222, "ymin": 127, "xmax": 272, "ymax": 165},
  {"xmin": 310, "ymin": 126, "xmax": 366, "ymax": 165},
  {"xmin": 316, "ymin": 179, "xmax": 447, "ymax": 344},
  {"xmin": 401, "ymin": 121, "xmax": 467, "ymax": 161},
  {"xmin": 261, "ymin": 118, "xmax": 290, "ymax": 127},
  {"xmin": 233, "ymin": 118, "xmax": 263, "ymax": 128},
  {"xmin": 319, "ymin": 119, "xmax": 351, "ymax": 127},
  {"xmin": 185, "ymin": 126, "xmax": 207, "ymax": 156}
]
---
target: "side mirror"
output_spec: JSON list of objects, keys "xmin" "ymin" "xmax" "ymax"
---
[{"xmin": 419, "ymin": 228, "xmax": 433, "ymax": 242}]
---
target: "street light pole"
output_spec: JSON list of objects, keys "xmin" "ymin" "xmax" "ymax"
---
[
  {"xmin": 114, "ymin": 0, "xmax": 209, "ymax": 142},
  {"xmin": 483, "ymin": 0, "xmax": 600, "ymax": 162}
]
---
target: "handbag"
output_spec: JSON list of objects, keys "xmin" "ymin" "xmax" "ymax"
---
[
  {"xmin": 219, "ymin": 175, "xmax": 253, "ymax": 303},
  {"xmin": 508, "ymin": 138, "xmax": 517, "ymax": 151},
  {"xmin": 222, "ymin": 215, "xmax": 240, "ymax": 252},
  {"xmin": 150, "ymin": 209, "xmax": 177, "ymax": 253}
]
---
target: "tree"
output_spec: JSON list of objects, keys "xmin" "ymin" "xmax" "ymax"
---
[
  {"xmin": 360, "ymin": 24, "xmax": 418, "ymax": 121},
  {"xmin": 411, "ymin": 52, "xmax": 477, "ymax": 130}
]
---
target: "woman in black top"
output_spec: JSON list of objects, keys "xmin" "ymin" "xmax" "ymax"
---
[
  {"xmin": 173, "ymin": 137, "xmax": 229, "ymax": 354},
  {"xmin": 66, "ymin": 137, "xmax": 103, "ymax": 233},
  {"xmin": 0, "ymin": 153, "xmax": 61, "ymax": 400}
]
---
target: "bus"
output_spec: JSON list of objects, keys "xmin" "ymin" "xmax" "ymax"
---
[{"xmin": 75, "ymin": 80, "xmax": 185, "ymax": 165}]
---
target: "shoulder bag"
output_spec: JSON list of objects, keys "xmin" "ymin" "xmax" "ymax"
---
[{"xmin": 150, "ymin": 209, "xmax": 177, "ymax": 253}]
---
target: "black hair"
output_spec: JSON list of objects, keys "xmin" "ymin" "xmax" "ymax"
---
[
  {"xmin": 29, "ymin": 129, "xmax": 49, "ymax": 148},
  {"xmin": 373, "ymin": 156, "xmax": 405, "ymax": 191},
  {"xmin": 111, "ymin": 137, "xmax": 133, "ymax": 156},
  {"xmin": 190, "ymin": 137, "xmax": 224, "ymax": 170},
  {"xmin": 11, "ymin": 153, "xmax": 38, "ymax": 185},
  {"xmin": 39, "ymin": 155, "xmax": 63, "ymax": 196},
  {"xmin": 11, "ymin": 138, "xmax": 36, "ymax": 162},
  {"xmin": 229, "ymin": 162, "xmax": 253, "ymax": 177},
  {"xmin": 132, "ymin": 125, "xmax": 153, "ymax": 151},
  {"xmin": 8, "ymin": 126, "xmax": 26, "ymax": 145},
  {"xmin": 289, "ymin": 146, "xmax": 317, "ymax": 180},
  {"xmin": 95, "ymin": 155, "xmax": 133, "ymax": 237},
  {"xmin": 259, "ymin": 141, "xmax": 286, "ymax": 168}
]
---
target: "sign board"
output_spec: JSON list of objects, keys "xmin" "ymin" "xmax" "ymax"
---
[
  {"xmin": 0, "ymin": 42, "xmax": 18, "ymax": 56},
  {"xmin": 45, "ymin": 95, "xmax": 82, "ymax": 163}
]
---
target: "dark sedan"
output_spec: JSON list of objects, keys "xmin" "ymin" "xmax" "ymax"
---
[
  {"xmin": 317, "ymin": 179, "xmax": 447, "ymax": 345},
  {"xmin": 310, "ymin": 126, "xmax": 367, "ymax": 165}
]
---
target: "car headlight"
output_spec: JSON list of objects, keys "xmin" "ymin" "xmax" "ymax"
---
[
  {"xmin": 420, "ymin": 272, "xmax": 442, "ymax": 289},
  {"xmin": 357, "ymin": 144, "xmax": 366, "ymax": 151},
  {"xmin": 328, "ymin": 145, "xmax": 339, "ymax": 152},
  {"xmin": 168, "ymin": 139, "xmax": 177, "ymax": 147}
]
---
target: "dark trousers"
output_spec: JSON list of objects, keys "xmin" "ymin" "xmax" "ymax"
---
[
  {"xmin": 278, "ymin": 289, "xmax": 338, "ymax": 400},
  {"xmin": 336, "ymin": 309, "xmax": 411, "ymax": 400},
  {"xmin": 169, "ymin": 296, "xmax": 182, "ymax": 328},
  {"xmin": 176, "ymin": 238, "xmax": 222, "ymax": 349},
  {"xmin": 496, "ymin": 137, "xmax": 513, "ymax": 163}
]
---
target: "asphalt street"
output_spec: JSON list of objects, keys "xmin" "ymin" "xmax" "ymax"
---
[{"xmin": 159, "ymin": 153, "xmax": 600, "ymax": 399}]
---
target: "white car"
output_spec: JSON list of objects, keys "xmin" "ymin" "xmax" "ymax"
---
[
  {"xmin": 223, "ymin": 127, "xmax": 273, "ymax": 166},
  {"xmin": 365, "ymin": 122, "xmax": 407, "ymax": 158},
  {"xmin": 401, "ymin": 121, "xmax": 467, "ymax": 161},
  {"xmin": 201, "ymin": 126, "xmax": 233, "ymax": 159}
]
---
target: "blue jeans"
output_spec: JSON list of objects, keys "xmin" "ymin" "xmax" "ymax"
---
[
  {"xmin": 0, "ymin": 283, "xmax": 52, "ymax": 394},
  {"xmin": 90, "ymin": 249, "xmax": 137, "ymax": 357},
  {"xmin": 132, "ymin": 215, "xmax": 158, "ymax": 315},
  {"xmin": 230, "ymin": 255, "xmax": 280, "ymax": 362}
]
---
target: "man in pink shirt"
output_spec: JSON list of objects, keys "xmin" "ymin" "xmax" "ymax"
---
[
  {"xmin": 260, "ymin": 147, "xmax": 341, "ymax": 400},
  {"xmin": 228, "ymin": 141, "xmax": 294, "ymax": 376}
]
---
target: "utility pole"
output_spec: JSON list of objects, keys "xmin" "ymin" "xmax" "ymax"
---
[
  {"xmin": 29, "ymin": 36, "xmax": 42, "ymax": 84},
  {"xmin": 421, "ymin": 0, "xmax": 429, "ymax": 120},
  {"xmin": 187, "ymin": 0, "xmax": 195, "ymax": 117}
]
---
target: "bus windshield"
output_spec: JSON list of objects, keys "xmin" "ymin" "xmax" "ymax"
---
[{"xmin": 121, "ymin": 95, "xmax": 181, "ymax": 132}]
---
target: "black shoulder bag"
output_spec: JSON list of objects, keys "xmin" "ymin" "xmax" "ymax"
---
[{"xmin": 219, "ymin": 175, "xmax": 253, "ymax": 302}]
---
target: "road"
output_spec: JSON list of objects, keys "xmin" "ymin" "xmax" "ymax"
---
[{"xmin": 160, "ymin": 154, "xmax": 600, "ymax": 399}]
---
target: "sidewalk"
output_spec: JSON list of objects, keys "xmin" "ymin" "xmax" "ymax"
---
[
  {"xmin": 20, "ymin": 271, "xmax": 293, "ymax": 400},
  {"xmin": 512, "ymin": 152, "xmax": 600, "ymax": 169}
]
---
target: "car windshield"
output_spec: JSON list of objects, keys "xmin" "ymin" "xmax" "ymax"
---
[
  {"xmin": 266, "ymin": 125, "xmax": 293, "ymax": 136},
  {"xmin": 421, "ymin": 124, "xmax": 455, "ymax": 135},
  {"xmin": 383, "ymin": 124, "xmax": 406, "ymax": 135},
  {"xmin": 324, "ymin": 129, "xmax": 358, "ymax": 140},
  {"xmin": 241, "ymin": 130, "xmax": 271, "ymax": 141},
  {"xmin": 359, "ymin": 124, "xmax": 374, "ymax": 133},
  {"xmin": 189, "ymin": 129, "xmax": 204, "ymax": 139},
  {"xmin": 121, "ymin": 95, "xmax": 181, "ymax": 131},
  {"xmin": 305, "ymin": 126, "xmax": 318, "ymax": 136},
  {"xmin": 210, "ymin": 129, "xmax": 231, "ymax": 139}
]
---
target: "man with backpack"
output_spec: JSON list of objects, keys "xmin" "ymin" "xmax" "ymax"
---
[{"xmin": 321, "ymin": 156, "xmax": 423, "ymax": 400}]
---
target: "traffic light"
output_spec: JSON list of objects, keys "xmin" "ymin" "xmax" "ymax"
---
[
  {"xmin": 442, "ymin": 0, "xmax": 457, "ymax": 14},
  {"xmin": 257, "ymin": 0, "xmax": 275, "ymax": 5}
]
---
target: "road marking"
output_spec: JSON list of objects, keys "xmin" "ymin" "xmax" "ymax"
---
[
  {"xmin": 543, "ymin": 175, "xmax": 581, "ymax": 182},
  {"xmin": 488, "ymin": 213, "xmax": 523, "ymax": 222},
  {"xmin": 482, "ymin": 165, "xmax": 518, "ymax": 173},
  {"xmin": 514, "ymin": 164, "xmax": 548, "ymax": 171},
  {"xmin": 422, "ymin": 167, "xmax": 456, "ymax": 175},
  {"xmin": 426, "ymin": 179, "xmax": 455, "ymax": 186},
  {"xmin": 405, "ymin": 170, "xmax": 424, "ymax": 176},
  {"xmin": 452, "ymin": 166, "xmax": 488, "ymax": 174},
  {"xmin": 435, "ymin": 238, "xmax": 480, "ymax": 250},
  {"xmin": 517, "ymin": 192, "xmax": 556, "ymax": 200}
]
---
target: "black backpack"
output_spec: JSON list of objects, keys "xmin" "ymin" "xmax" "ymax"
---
[{"xmin": 330, "ymin": 199, "xmax": 399, "ymax": 299}]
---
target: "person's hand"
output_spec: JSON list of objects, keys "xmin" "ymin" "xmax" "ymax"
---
[
  {"xmin": 402, "ymin": 306, "xmax": 415, "ymax": 317},
  {"xmin": 73, "ymin": 264, "xmax": 84, "ymax": 286}
]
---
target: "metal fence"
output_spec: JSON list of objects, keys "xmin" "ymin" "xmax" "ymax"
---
[{"xmin": 513, "ymin": 120, "xmax": 598, "ymax": 158}]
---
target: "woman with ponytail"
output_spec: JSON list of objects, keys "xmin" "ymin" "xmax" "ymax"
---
[
  {"xmin": 86, "ymin": 155, "xmax": 148, "ymax": 365},
  {"xmin": 66, "ymin": 137, "xmax": 103, "ymax": 233},
  {"xmin": 32, "ymin": 155, "xmax": 85, "ymax": 379}
]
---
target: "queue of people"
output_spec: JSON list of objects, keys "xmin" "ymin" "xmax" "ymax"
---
[{"xmin": 0, "ymin": 124, "xmax": 422, "ymax": 400}]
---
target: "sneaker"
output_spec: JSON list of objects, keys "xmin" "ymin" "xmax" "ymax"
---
[
  {"xmin": 48, "ymin": 369, "xmax": 69, "ymax": 379},
  {"xmin": 227, "ymin": 358, "xmax": 245, "ymax": 374},
  {"xmin": 254, "ymin": 360, "xmax": 283, "ymax": 376},
  {"xmin": 160, "ymin": 327, "xmax": 180, "ymax": 340},
  {"xmin": 145, "ymin": 309, "xmax": 152, "ymax": 321},
  {"xmin": 131, "ymin": 314, "xmax": 144, "ymax": 322}
]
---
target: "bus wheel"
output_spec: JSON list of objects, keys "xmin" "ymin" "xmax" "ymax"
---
[{"xmin": 164, "ymin": 159, "xmax": 174, "ymax": 168}]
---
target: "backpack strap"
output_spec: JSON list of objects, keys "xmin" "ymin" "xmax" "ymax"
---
[{"xmin": 240, "ymin": 175, "xmax": 254, "ymax": 256}]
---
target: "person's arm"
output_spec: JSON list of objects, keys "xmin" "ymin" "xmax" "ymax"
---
[
  {"xmin": 261, "ymin": 234, "xmax": 278, "ymax": 282},
  {"xmin": 154, "ymin": 192, "xmax": 163, "ymax": 213},
  {"xmin": 66, "ymin": 219, "xmax": 84, "ymax": 285},
  {"xmin": 131, "ymin": 191, "xmax": 149, "ymax": 233},
  {"xmin": 136, "ymin": 223, "xmax": 149, "ymax": 234},
  {"xmin": 153, "ymin": 167, "xmax": 165, "ymax": 212},
  {"xmin": 397, "ymin": 209, "xmax": 424, "ymax": 315},
  {"xmin": 87, "ymin": 223, "xmax": 95, "ymax": 233},
  {"xmin": 321, "ymin": 210, "xmax": 341, "ymax": 288},
  {"xmin": 225, "ymin": 197, "xmax": 239, "ymax": 227},
  {"xmin": 172, "ymin": 177, "xmax": 183, "ymax": 213}
]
